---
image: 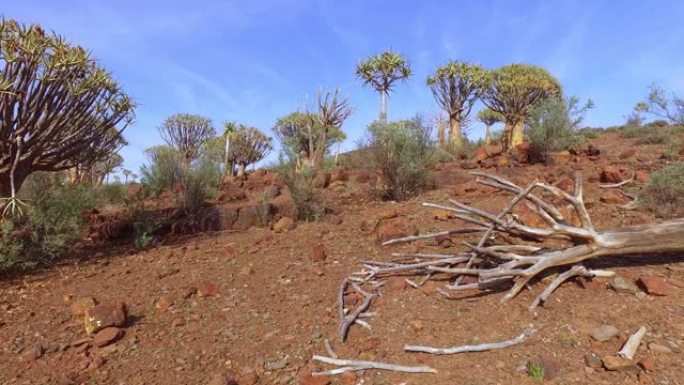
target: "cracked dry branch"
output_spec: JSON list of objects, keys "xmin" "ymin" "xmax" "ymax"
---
[
  {"xmin": 353, "ymin": 171, "xmax": 684, "ymax": 309},
  {"xmin": 404, "ymin": 328, "xmax": 534, "ymax": 355}
]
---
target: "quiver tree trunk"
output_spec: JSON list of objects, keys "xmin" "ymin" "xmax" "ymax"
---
[
  {"xmin": 484, "ymin": 125, "xmax": 492, "ymax": 145},
  {"xmin": 449, "ymin": 118, "xmax": 463, "ymax": 148},
  {"xmin": 380, "ymin": 90, "xmax": 388, "ymax": 121}
]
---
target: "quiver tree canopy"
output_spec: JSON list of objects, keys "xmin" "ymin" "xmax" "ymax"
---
[
  {"xmin": 427, "ymin": 61, "xmax": 488, "ymax": 147},
  {"xmin": 356, "ymin": 50, "xmax": 411, "ymax": 120},
  {"xmin": 476, "ymin": 108, "xmax": 504, "ymax": 145},
  {"xmin": 0, "ymin": 18, "xmax": 135, "ymax": 198},
  {"xmin": 158, "ymin": 113, "xmax": 215, "ymax": 164},
  {"xmin": 481, "ymin": 64, "xmax": 561, "ymax": 151},
  {"xmin": 228, "ymin": 125, "xmax": 272, "ymax": 177}
]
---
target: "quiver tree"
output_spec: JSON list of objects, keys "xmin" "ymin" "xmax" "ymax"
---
[
  {"xmin": 481, "ymin": 64, "xmax": 561, "ymax": 151},
  {"xmin": 311, "ymin": 88, "xmax": 353, "ymax": 167},
  {"xmin": 476, "ymin": 108, "xmax": 503, "ymax": 145},
  {"xmin": 0, "ymin": 19, "xmax": 135, "ymax": 200},
  {"xmin": 356, "ymin": 50, "xmax": 411, "ymax": 121},
  {"xmin": 273, "ymin": 88, "xmax": 351, "ymax": 170},
  {"xmin": 427, "ymin": 61, "xmax": 488, "ymax": 148},
  {"xmin": 228, "ymin": 125, "xmax": 272, "ymax": 178},
  {"xmin": 159, "ymin": 113, "xmax": 215, "ymax": 166}
]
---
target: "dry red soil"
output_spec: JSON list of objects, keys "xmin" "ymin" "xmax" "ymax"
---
[{"xmin": 1, "ymin": 132, "xmax": 683, "ymax": 385}]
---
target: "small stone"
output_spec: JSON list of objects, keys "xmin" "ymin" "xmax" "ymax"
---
[
  {"xmin": 21, "ymin": 344, "xmax": 43, "ymax": 362},
  {"xmin": 87, "ymin": 356, "xmax": 106, "ymax": 370},
  {"xmin": 610, "ymin": 276, "xmax": 642, "ymax": 295},
  {"xmin": 409, "ymin": 320, "xmax": 424, "ymax": 332},
  {"xmin": 298, "ymin": 370, "xmax": 330, "ymax": 385},
  {"xmin": 182, "ymin": 287, "xmax": 197, "ymax": 299},
  {"xmin": 84, "ymin": 302, "xmax": 127, "ymax": 334},
  {"xmin": 639, "ymin": 357, "xmax": 656, "ymax": 371},
  {"xmin": 590, "ymin": 325, "xmax": 619, "ymax": 342},
  {"xmin": 93, "ymin": 327, "xmax": 124, "ymax": 347},
  {"xmin": 273, "ymin": 217, "xmax": 296, "ymax": 233},
  {"xmin": 265, "ymin": 356, "xmax": 290, "ymax": 371},
  {"xmin": 602, "ymin": 355, "xmax": 637, "ymax": 371},
  {"xmin": 155, "ymin": 296, "xmax": 174, "ymax": 311},
  {"xmin": 584, "ymin": 353, "xmax": 603, "ymax": 369},
  {"xmin": 648, "ymin": 342, "xmax": 672, "ymax": 354},
  {"xmin": 70, "ymin": 297, "xmax": 97, "ymax": 318},
  {"xmin": 311, "ymin": 245, "xmax": 326, "ymax": 262},
  {"xmin": 638, "ymin": 276, "xmax": 668, "ymax": 296},
  {"xmin": 198, "ymin": 282, "xmax": 220, "ymax": 297},
  {"xmin": 239, "ymin": 265, "xmax": 253, "ymax": 276}
]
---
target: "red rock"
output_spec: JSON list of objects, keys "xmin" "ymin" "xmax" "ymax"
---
[
  {"xmin": 497, "ymin": 155, "xmax": 510, "ymax": 167},
  {"xmin": 272, "ymin": 192, "xmax": 297, "ymax": 219},
  {"xmin": 182, "ymin": 286, "xmax": 198, "ymax": 299},
  {"xmin": 298, "ymin": 371, "xmax": 330, "ymax": 385},
  {"xmin": 70, "ymin": 297, "xmax": 97, "ymax": 318},
  {"xmin": 239, "ymin": 265, "xmax": 253, "ymax": 276},
  {"xmin": 376, "ymin": 220, "xmax": 418, "ymax": 243},
  {"xmin": 328, "ymin": 215, "xmax": 343, "ymax": 225},
  {"xmin": 385, "ymin": 276, "xmax": 407, "ymax": 293},
  {"xmin": 619, "ymin": 148, "xmax": 637, "ymax": 159},
  {"xmin": 555, "ymin": 175, "xmax": 574, "ymax": 194},
  {"xmin": 155, "ymin": 296, "xmax": 174, "ymax": 311},
  {"xmin": 93, "ymin": 327, "xmax": 124, "ymax": 347},
  {"xmin": 635, "ymin": 170, "xmax": 650, "ymax": 183},
  {"xmin": 600, "ymin": 166, "xmax": 623, "ymax": 183},
  {"xmin": 511, "ymin": 143, "xmax": 531, "ymax": 163},
  {"xmin": 639, "ymin": 357, "xmax": 656, "ymax": 371},
  {"xmin": 198, "ymin": 282, "xmax": 220, "ymax": 297},
  {"xmin": 600, "ymin": 190, "xmax": 626, "ymax": 204},
  {"xmin": 380, "ymin": 208, "xmax": 398, "ymax": 219},
  {"xmin": 311, "ymin": 245, "xmax": 327, "ymax": 262},
  {"xmin": 87, "ymin": 356, "xmax": 106, "ymax": 370},
  {"xmin": 435, "ymin": 234, "xmax": 452, "ymax": 248},
  {"xmin": 21, "ymin": 344, "xmax": 43, "ymax": 362},
  {"xmin": 584, "ymin": 143, "xmax": 601, "ymax": 156},
  {"xmin": 84, "ymin": 302, "xmax": 127, "ymax": 334},
  {"xmin": 638, "ymin": 276, "xmax": 668, "ymax": 296},
  {"xmin": 340, "ymin": 371, "xmax": 357, "ymax": 385},
  {"xmin": 578, "ymin": 277, "xmax": 605, "ymax": 291},
  {"xmin": 474, "ymin": 146, "xmax": 489, "ymax": 162},
  {"xmin": 273, "ymin": 217, "xmax": 296, "ymax": 233}
]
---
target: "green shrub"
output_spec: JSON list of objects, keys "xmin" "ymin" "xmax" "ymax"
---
[
  {"xmin": 621, "ymin": 125, "xmax": 652, "ymax": 139},
  {"xmin": 96, "ymin": 182, "xmax": 128, "ymax": 204},
  {"xmin": 176, "ymin": 155, "xmax": 221, "ymax": 220},
  {"xmin": 1, "ymin": 174, "xmax": 98, "ymax": 272},
  {"xmin": 635, "ymin": 130, "xmax": 668, "ymax": 145},
  {"xmin": 140, "ymin": 145, "xmax": 183, "ymax": 196},
  {"xmin": 526, "ymin": 96, "xmax": 592, "ymax": 163},
  {"xmin": 639, "ymin": 164, "xmax": 684, "ymax": 218},
  {"xmin": 274, "ymin": 152, "xmax": 328, "ymax": 221},
  {"xmin": 362, "ymin": 116, "xmax": 435, "ymax": 201}
]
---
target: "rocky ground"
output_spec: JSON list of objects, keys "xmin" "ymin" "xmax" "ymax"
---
[{"xmin": 1, "ymin": 131, "xmax": 684, "ymax": 385}]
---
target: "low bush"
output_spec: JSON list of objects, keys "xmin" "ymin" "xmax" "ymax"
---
[
  {"xmin": 639, "ymin": 163, "xmax": 684, "ymax": 218},
  {"xmin": 526, "ymin": 96, "xmax": 592, "ymax": 163},
  {"xmin": 1, "ymin": 174, "xmax": 98, "ymax": 272},
  {"xmin": 361, "ymin": 116, "xmax": 435, "ymax": 201},
  {"xmin": 274, "ymin": 152, "xmax": 328, "ymax": 221}
]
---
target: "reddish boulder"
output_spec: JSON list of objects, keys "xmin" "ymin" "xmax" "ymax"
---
[
  {"xmin": 93, "ymin": 327, "xmax": 124, "ymax": 347},
  {"xmin": 311, "ymin": 244, "xmax": 327, "ymax": 262},
  {"xmin": 233, "ymin": 203, "xmax": 274, "ymax": 230},
  {"xmin": 84, "ymin": 302, "xmax": 127, "ymax": 334},
  {"xmin": 272, "ymin": 192, "xmax": 298, "ymax": 219},
  {"xmin": 70, "ymin": 297, "xmax": 97, "ymax": 318},
  {"xmin": 511, "ymin": 143, "xmax": 531, "ymax": 163},
  {"xmin": 600, "ymin": 190, "xmax": 626, "ymax": 204},
  {"xmin": 198, "ymin": 282, "xmax": 220, "ymax": 297},
  {"xmin": 273, "ymin": 217, "xmax": 296, "ymax": 233},
  {"xmin": 600, "ymin": 166, "xmax": 623, "ymax": 184},
  {"xmin": 638, "ymin": 276, "xmax": 668, "ymax": 296}
]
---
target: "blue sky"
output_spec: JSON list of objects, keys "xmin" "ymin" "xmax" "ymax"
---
[{"xmin": 4, "ymin": 0, "xmax": 684, "ymax": 172}]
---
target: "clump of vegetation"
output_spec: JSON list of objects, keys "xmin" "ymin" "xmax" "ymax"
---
[
  {"xmin": 527, "ymin": 360, "xmax": 545, "ymax": 381},
  {"xmin": 362, "ymin": 116, "xmax": 435, "ymax": 201},
  {"xmin": 1, "ymin": 174, "xmax": 98, "ymax": 272},
  {"xmin": 159, "ymin": 113, "xmax": 216, "ymax": 165},
  {"xmin": 140, "ymin": 145, "xmax": 184, "ymax": 196},
  {"xmin": 639, "ymin": 163, "xmax": 684, "ymax": 218},
  {"xmin": 274, "ymin": 151, "xmax": 328, "ymax": 221},
  {"xmin": 525, "ymin": 96, "xmax": 593, "ymax": 163}
]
